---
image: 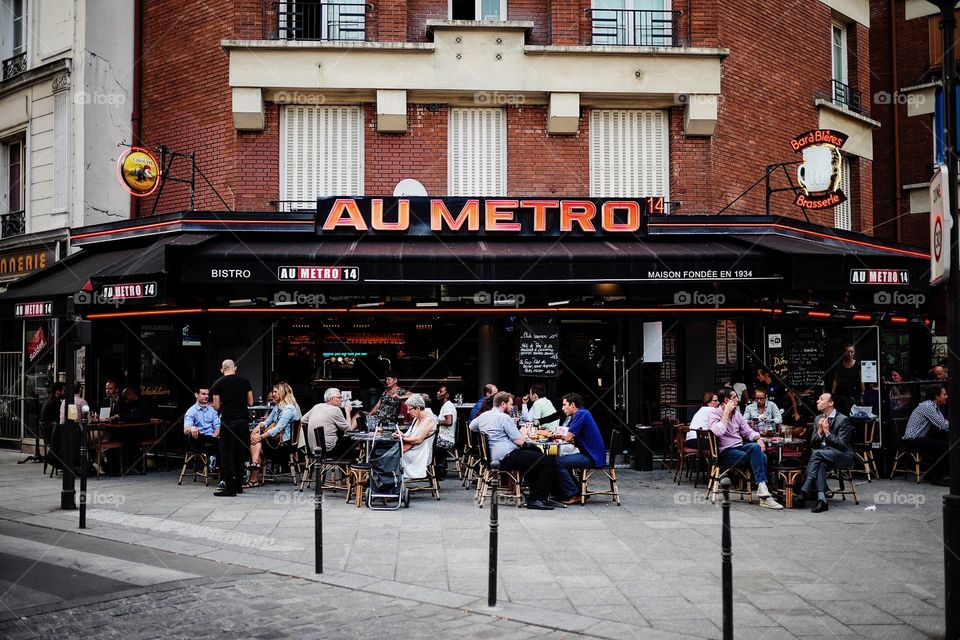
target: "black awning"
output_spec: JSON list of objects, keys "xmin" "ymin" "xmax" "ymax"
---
[
  {"xmin": 177, "ymin": 237, "xmax": 786, "ymax": 284},
  {"xmin": 0, "ymin": 249, "xmax": 141, "ymax": 301}
]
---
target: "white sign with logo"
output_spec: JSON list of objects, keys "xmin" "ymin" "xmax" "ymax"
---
[
  {"xmin": 768, "ymin": 333, "xmax": 783, "ymax": 349},
  {"xmin": 930, "ymin": 163, "xmax": 951, "ymax": 285},
  {"xmin": 861, "ymin": 360, "xmax": 878, "ymax": 384}
]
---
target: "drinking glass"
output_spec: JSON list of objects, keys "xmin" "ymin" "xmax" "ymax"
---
[
  {"xmin": 367, "ymin": 416, "xmax": 377, "ymax": 433},
  {"xmin": 783, "ymin": 425, "xmax": 793, "ymax": 443}
]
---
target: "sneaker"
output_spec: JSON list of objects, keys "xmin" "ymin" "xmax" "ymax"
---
[
  {"xmin": 209, "ymin": 455, "xmax": 217, "ymax": 472},
  {"xmin": 757, "ymin": 482, "xmax": 772, "ymax": 499},
  {"xmin": 759, "ymin": 496, "xmax": 784, "ymax": 510}
]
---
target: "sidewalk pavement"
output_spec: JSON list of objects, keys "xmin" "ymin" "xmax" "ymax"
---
[{"xmin": 0, "ymin": 450, "xmax": 947, "ymax": 639}]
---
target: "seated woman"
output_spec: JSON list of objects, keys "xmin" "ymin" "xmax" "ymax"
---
[
  {"xmin": 247, "ymin": 381, "xmax": 301, "ymax": 487},
  {"xmin": 393, "ymin": 395, "xmax": 436, "ymax": 480}
]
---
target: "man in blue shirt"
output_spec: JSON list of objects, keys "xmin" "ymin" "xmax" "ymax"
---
[
  {"xmin": 555, "ymin": 393, "xmax": 607, "ymax": 505},
  {"xmin": 468, "ymin": 383, "xmax": 498, "ymax": 422},
  {"xmin": 183, "ymin": 386, "xmax": 220, "ymax": 455}
]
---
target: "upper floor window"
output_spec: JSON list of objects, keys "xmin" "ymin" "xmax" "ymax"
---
[
  {"xmin": 1, "ymin": 0, "xmax": 27, "ymax": 80},
  {"xmin": 280, "ymin": 106, "xmax": 363, "ymax": 209},
  {"xmin": 590, "ymin": 110, "xmax": 669, "ymax": 200},
  {"xmin": 834, "ymin": 156, "xmax": 851, "ymax": 231},
  {"xmin": 830, "ymin": 21, "xmax": 855, "ymax": 109},
  {"xmin": 277, "ymin": 1, "xmax": 367, "ymax": 41},
  {"xmin": 590, "ymin": 1, "xmax": 676, "ymax": 47},
  {"xmin": 1, "ymin": 136, "xmax": 25, "ymax": 238},
  {"xmin": 448, "ymin": 108, "xmax": 506, "ymax": 196},
  {"xmin": 451, "ymin": 0, "xmax": 506, "ymax": 21}
]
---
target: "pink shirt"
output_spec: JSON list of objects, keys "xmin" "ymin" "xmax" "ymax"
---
[{"xmin": 707, "ymin": 407, "xmax": 760, "ymax": 453}]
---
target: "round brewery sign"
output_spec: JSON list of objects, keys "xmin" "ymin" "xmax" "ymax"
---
[{"xmin": 117, "ymin": 147, "xmax": 160, "ymax": 196}]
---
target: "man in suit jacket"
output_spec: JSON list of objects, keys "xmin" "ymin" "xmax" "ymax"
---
[{"xmin": 800, "ymin": 392, "xmax": 854, "ymax": 513}]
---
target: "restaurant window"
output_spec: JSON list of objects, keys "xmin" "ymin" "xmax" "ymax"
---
[
  {"xmin": 589, "ymin": 109, "xmax": 668, "ymax": 199},
  {"xmin": 834, "ymin": 156, "xmax": 851, "ymax": 231},
  {"xmin": 280, "ymin": 105, "xmax": 363, "ymax": 207},
  {"xmin": 450, "ymin": 0, "xmax": 506, "ymax": 20},
  {"xmin": 448, "ymin": 107, "xmax": 506, "ymax": 196}
]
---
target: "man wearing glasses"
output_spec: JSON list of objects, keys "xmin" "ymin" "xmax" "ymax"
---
[
  {"xmin": 302, "ymin": 387, "xmax": 358, "ymax": 459},
  {"xmin": 743, "ymin": 390, "xmax": 783, "ymax": 430}
]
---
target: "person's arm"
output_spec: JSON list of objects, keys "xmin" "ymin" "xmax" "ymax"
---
[
  {"xmin": 402, "ymin": 417, "xmax": 436, "ymax": 446},
  {"xmin": 437, "ymin": 406, "xmax": 454, "ymax": 428},
  {"xmin": 707, "ymin": 409, "xmax": 727, "ymax": 437},
  {"xmin": 246, "ymin": 390, "xmax": 254, "ymax": 407},
  {"xmin": 827, "ymin": 416, "xmax": 853, "ymax": 451},
  {"xmin": 469, "ymin": 416, "xmax": 481, "ymax": 431},
  {"xmin": 184, "ymin": 407, "xmax": 198, "ymax": 436},
  {"xmin": 212, "ymin": 394, "xmax": 222, "ymax": 412},
  {"xmin": 928, "ymin": 404, "xmax": 950, "ymax": 432},
  {"xmin": 267, "ymin": 406, "xmax": 295, "ymax": 438},
  {"xmin": 369, "ymin": 396, "xmax": 383, "ymax": 417},
  {"xmin": 503, "ymin": 416, "xmax": 526, "ymax": 446},
  {"xmin": 770, "ymin": 402, "xmax": 783, "ymax": 425}
]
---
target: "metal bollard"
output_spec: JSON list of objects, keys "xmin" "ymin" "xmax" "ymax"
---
[
  {"xmin": 79, "ymin": 420, "xmax": 88, "ymax": 529},
  {"xmin": 314, "ymin": 454, "xmax": 323, "ymax": 574},
  {"xmin": 720, "ymin": 477, "xmax": 733, "ymax": 640},
  {"xmin": 488, "ymin": 460, "xmax": 500, "ymax": 607}
]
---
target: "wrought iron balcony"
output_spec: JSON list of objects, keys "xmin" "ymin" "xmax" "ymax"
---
[
  {"xmin": 272, "ymin": 200, "xmax": 317, "ymax": 212},
  {"xmin": 832, "ymin": 79, "xmax": 863, "ymax": 114},
  {"xmin": 272, "ymin": 1, "xmax": 368, "ymax": 41},
  {"xmin": 1, "ymin": 210, "xmax": 25, "ymax": 238},
  {"xmin": 2, "ymin": 52, "xmax": 27, "ymax": 81},
  {"xmin": 588, "ymin": 9, "xmax": 682, "ymax": 47}
]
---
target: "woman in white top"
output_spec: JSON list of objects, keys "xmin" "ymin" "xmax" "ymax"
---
[
  {"xmin": 394, "ymin": 394, "xmax": 436, "ymax": 480},
  {"xmin": 686, "ymin": 391, "xmax": 720, "ymax": 443}
]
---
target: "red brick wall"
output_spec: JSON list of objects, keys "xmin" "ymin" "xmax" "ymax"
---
[
  {"xmin": 509, "ymin": 0, "xmax": 549, "ymax": 45},
  {"xmin": 408, "ymin": 0, "xmax": 448, "ymax": 42},
  {"xmin": 507, "ymin": 105, "xmax": 588, "ymax": 196},
  {"xmin": 550, "ymin": 0, "xmax": 580, "ymax": 45},
  {"xmin": 364, "ymin": 104, "xmax": 448, "ymax": 195},
  {"xmin": 139, "ymin": 0, "xmax": 238, "ymax": 215},
  {"xmin": 870, "ymin": 2, "xmax": 936, "ymax": 248},
  {"xmin": 688, "ymin": 0, "xmax": 718, "ymax": 48},
  {"xmin": 669, "ymin": 108, "xmax": 714, "ymax": 214},
  {"xmin": 372, "ymin": 0, "xmax": 406, "ymax": 42},
  {"xmin": 234, "ymin": 106, "xmax": 280, "ymax": 211}
]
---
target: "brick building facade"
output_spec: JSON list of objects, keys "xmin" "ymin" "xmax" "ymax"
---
[{"xmin": 135, "ymin": 0, "xmax": 876, "ymax": 233}]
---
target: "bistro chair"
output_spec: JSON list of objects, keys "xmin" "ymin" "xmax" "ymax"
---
[
  {"xmin": 889, "ymin": 417, "xmax": 924, "ymax": 483},
  {"xmin": 260, "ymin": 421, "xmax": 302, "ymax": 487},
  {"xmin": 703, "ymin": 430, "xmax": 754, "ymax": 504},
  {"xmin": 134, "ymin": 418, "xmax": 167, "ymax": 475},
  {"xmin": 828, "ymin": 465, "xmax": 860, "ymax": 504},
  {"xmin": 303, "ymin": 425, "xmax": 354, "ymax": 494},
  {"xmin": 674, "ymin": 424, "xmax": 700, "ymax": 485},
  {"xmin": 851, "ymin": 418, "xmax": 879, "ymax": 481},
  {"xmin": 406, "ymin": 433, "xmax": 441, "ymax": 501},
  {"xmin": 460, "ymin": 424, "xmax": 482, "ymax": 489},
  {"xmin": 178, "ymin": 436, "xmax": 215, "ymax": 486},
  {"xmin": 92, "ymin": 425, "xmax": 123, "ymax": 480},
  {"xmin": 577, "ymin": 428, "xmax": 621, "ymax": 505},
  {"xmin": 475, "ymin": 432, "xmax": 523, "ymax": 508}
]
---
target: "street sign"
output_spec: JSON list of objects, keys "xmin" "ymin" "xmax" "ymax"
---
[{"xmin": 931, "ymin": 164, "xmax": 952, "ymax": 285}]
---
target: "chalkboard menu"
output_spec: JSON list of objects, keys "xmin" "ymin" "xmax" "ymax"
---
[
  {"xmin": 519, "ymin": 324, "xmax": 559, "ymax": 377},
  {"xmin": 769, "ymin": 332, "xmax": 826, "ymax": 390}
]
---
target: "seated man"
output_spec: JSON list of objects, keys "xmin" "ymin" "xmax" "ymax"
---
[
  {"xmin": 116, "ymin": 387, "xmax": 150, "ymax": 423},
  {"xmin": 554, "ymin": 393, "xmax": 607, "ymax": 505},
  {"xmin": 527, "ymin": 384, "xmax": 561, "ymax": 432},
  {"xmin": 742, "ymin": 389, "xmax": 783, "ymax": 430},
  {"xmin": 303, "ymin": 387, "xmax": 359, "ymax": 460},
  {"xmin": 470, "ymin": 391, "xmax": 557, "ymax": 510},
  {"xmin": 798, "ymin": 392, "xmax": 854, "ymax": 512},
  {"xmin": 903, "ymin": 385, "xmax": 950, "ymax": 485},
  {"xmin": 685, "ymin": 391, "xmax": 719, "ymax": 446},
  {"xmin": 708, "ymin": 387, "xmax": 783, "ymax": 509},
  {"xmin": 183, "ymin": 386, "xmax": 220, "ymax": 458}
]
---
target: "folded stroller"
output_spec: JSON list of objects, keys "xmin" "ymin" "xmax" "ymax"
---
[{"xmin": 367, "ymin": 438, "xmax": 409, "ymax": 509}]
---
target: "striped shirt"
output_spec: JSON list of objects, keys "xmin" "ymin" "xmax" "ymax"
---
[{"xmin": 904, "ymin": 400, "xmax": 949, "ymax": 440}]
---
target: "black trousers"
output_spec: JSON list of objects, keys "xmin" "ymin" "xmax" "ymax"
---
[
  {"xmin": 187, "ymin": 433, "xmax": 219, "ymax": 454},
  {"xmin": 500, "ymin": 448, "xmax": 555, "ymax": 503},
  {"xmin": 219, "ymin": 419, "xmax": 248, "ymax": 492},
  {"xmin": 908, "ymin": 432, "xmax": 950, "ymax": 480}
]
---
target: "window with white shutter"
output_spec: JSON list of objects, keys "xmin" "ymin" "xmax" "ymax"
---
[
  {"xmin": 590, "ymin": 110, "xmax": 668, "ymax": 199},
  {"xmin": 834, "ymin": 156, "xmax": 851, "ymax": 231},
  {"xmin": 280, "ymin": 105, "xmax": 363, "ymax": 209},
  {"xmin": 448, "ymin": 107, "xmax": 506, "ymax": 196}
]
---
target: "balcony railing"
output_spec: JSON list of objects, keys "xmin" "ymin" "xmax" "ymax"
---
[
  {"xmin": 272, "ymin": 200, "xmax": 318, "ymax": 212},
  {"xmin": 588, "ymin": 9, "xmax": 682, "ymax": 47},
  {"xmin": 832, "ymin": 79, "xmax": 863, "ymax": 114},
  {"xmin": 272, "ymin": 1, "xmax": 368, "ymax": 41},
  {"xmin": 1, "ymin": 210, "xmax": 25, "ymax": 238},
  {"xmin": 2, "ymin": 52, "xmax": 27, "ymax": 81}
]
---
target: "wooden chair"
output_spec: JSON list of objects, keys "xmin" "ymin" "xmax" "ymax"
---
[
  {"xmin": 703, "ymin": 430, "xmax": 754, "ymax": 503},
  {"xmin": 460, "ymin": 425, "xmax": 482, "ymax": 489},
  {"xmin": 578, "ymin": 428, "xmax": 621, "ymax": 505},
  {"xmin": 260, "ymin": 421, "xmax": 302, "ymax": 487},
  {"xmin": 829, "ymin": 466, "xmax": 859, "ymax": 504},
  {"xmin": 303, "ymin": 425, "xmax": 355, "ymax": 495},
  {"xmin": 92, "ymin": 426, "xmax": 123, "ymax": 480},
  {"xmin": 475, "ymin": 432, "xmax": 523, "ymax": 508},
  {"xmin": 134, "ymin": 419, "xmax": 166, "ymax": 475},
  {"xmin": 406, "ymin": 434, "xmax": 441, "ymax": 501},
  {"xmin": 674, "ymin": 424, "xmax": 699, "ymax": 484},
  {"xmin": 851, "ymin": 419, "xmax": 879, "ymax": 481},
  {"xmin": 889, "ymin": 417, "xmax": 924, "ymax": 483},
  {"xmin": 178, "ymin": 437, "xmax": 213, "ymax": 486}
]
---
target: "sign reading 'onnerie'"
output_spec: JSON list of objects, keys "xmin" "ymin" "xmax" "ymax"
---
[{"xmin": 315, "ymin": 197, "xmax": 663, "ymax": 236}]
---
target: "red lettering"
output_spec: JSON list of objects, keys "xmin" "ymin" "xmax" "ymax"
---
[
  {"xmin": 520, "ymin": 199, "xmax": 558, "ymax": 232},
  {"xmin": 601, "ymin": 201, "xmax": 640, "ymax": 232},
  {"xmin": 484, "ymin": 199, "xmax": 521, "ymax": 232},
  {"xmin": 560, "ymin": 201, "xmax": 597, "ymax": 232},
  {"xmin": 371, "ymin": 198, "xmax": 409, "ymax": 231},
  {"xmin": 322, "ymin": 199, "xmax": 368, "ymax": 231},
  {"xmin": 430, "ymin": 199, "xmax": 480, "ymax": 231}
]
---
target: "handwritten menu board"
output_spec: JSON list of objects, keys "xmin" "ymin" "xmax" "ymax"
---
[
  {"xmin": 519, "ymin": 324, "xmax": 559, "ymax": 377},
  {"xmin": 769, "ymin": 332, "xmax": 826, "ymax": 389}
]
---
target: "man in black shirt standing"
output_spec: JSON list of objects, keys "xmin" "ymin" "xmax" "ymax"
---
[{"xmin": 210, "ymin": 359, "xmax": 253, "ymax": 497}]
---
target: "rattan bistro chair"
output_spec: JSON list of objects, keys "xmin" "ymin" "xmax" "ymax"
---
[
  {"xmin": 475, "ymin": 432, "xmax": 523, "ymax": 508},
  {"xmin": 702, "ymin": 430, "xmax": 753, "ymax": 503},
  {"xmin": 577, "ymin": 428, "xmax": 622, "ymax": 505},
  {"xmin": 405, "ymin": 434, "xmax": 441, "ymax": 501},
  {"xmin": 889, "ymin": 417, "xmax": 925, "ymax": 483}
]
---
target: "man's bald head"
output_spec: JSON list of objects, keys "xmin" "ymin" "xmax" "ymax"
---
[{"xmin": 221, "ymin": 359, "xmax": 237, "ymax": 374}]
